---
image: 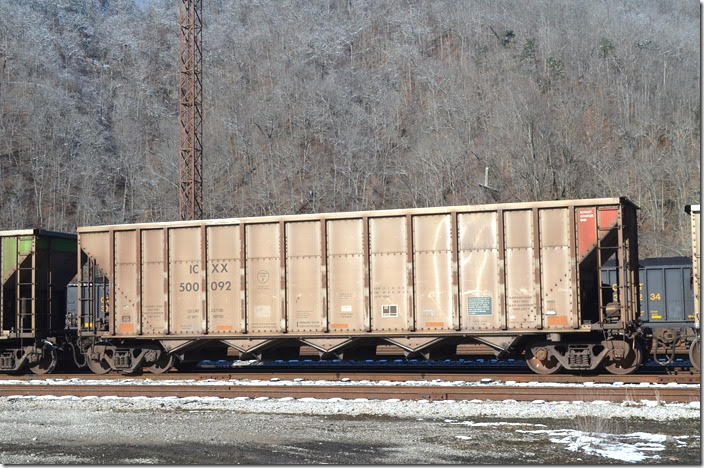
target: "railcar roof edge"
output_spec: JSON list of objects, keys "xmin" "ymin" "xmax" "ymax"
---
[
  {"xmin": 76, "ymin": 196, "xmax": 639, "ymax": 232},
  {"xmin": 603, "ymin": 256, "xmax": 691, "ymax": 267},
  {"xmin": 0, "ymin": 229, "xmax": 76, "ymax": 239}
]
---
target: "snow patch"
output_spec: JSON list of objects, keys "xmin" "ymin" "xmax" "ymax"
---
[{"xmin": 517, "ymin": 428, "xmax": 672, "ymax": 463}]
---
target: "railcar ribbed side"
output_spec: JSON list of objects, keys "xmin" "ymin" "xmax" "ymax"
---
[{"xmin": 76, "ymin": 197, "xmax": 644, "ymax": 374}]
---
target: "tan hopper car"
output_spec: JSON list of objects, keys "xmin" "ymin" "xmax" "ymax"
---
[
  {"xmin": 685, "ymin": 204, "xmax": 700, "ymax": 370},
  {"xmin": 77, "ymin": 197, "xmax": 645, "ymax": 374}
]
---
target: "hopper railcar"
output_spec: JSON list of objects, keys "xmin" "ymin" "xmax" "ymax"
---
[
  {"xmin": 685, "ymin": 204, "xmax": 700, "ymax": 370},
  {"xmin": 75, "ymin": 197, "xmax": 645, "ymax": 375},
  {"xmin": 602, "ymin": 257, "xmax": 696, "ymax": 364},
  {"xmin": 0, "ymin": 229, "xmax": 77, "ymax": 374}
]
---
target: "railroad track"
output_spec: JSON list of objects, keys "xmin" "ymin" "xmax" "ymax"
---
[
  {"xmin": 0, "ymin": 382, "xmax": 698, "ymax": 403},
  {"xmin": 1, "ymin": 371, "xmax": 700, "ymax": 384}
]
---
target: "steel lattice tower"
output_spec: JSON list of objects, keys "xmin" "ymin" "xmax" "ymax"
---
[{"xmin": 178, "ymin": 0, "xmax": 203, "ymax": 220}]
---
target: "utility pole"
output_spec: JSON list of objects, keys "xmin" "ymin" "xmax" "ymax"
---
[{"xmin": 178, "ymin": 0, "xmax": 203, "ymax": 220}]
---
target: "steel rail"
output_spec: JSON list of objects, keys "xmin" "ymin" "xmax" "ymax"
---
[
  {"xmin": 0, "ymin": 383, "xmax": 698, "ymax": 403},
  {"xmin": 1, "ymin": 371, "xmax": 700, "ymax": 384}
]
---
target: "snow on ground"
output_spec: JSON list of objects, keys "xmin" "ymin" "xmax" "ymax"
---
[
  {"xmin": 0, "ymin": 393, "xmax": 699, "ymax": 421},
  {"xmin": 443, "ymin": 419, "xmax": 697, "ymax": 463},
  {"xmin": 0, "ymin": 394, "xmax": 698, "ymax": 464},
  {"xmin": 0, "ymin": 376, "xmax": 699, "ymax": 389},
  {"xmin": 514, "ymin": 428, "xmax": 690, "ymax": 463}
]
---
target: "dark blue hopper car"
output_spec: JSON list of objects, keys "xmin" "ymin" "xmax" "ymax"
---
[
  {"xmin": 66, "ymin": 283, "xmax": 109, "ymax": 331},
  {"xmin": 602, "ymin": 256, "xmax": 695, "ymax": 363},
  {"xmin": 602, "ymin": 257, "xmax": 694, "ymax": 327}
]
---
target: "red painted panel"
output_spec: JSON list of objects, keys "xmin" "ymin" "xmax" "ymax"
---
[
  {"xmin": 598, "ymin": 207, "xmax": 619, "ymax": 230},
  {"xmin": 577, "ymin": 208, "xmax": 596, "ymax": 258}
]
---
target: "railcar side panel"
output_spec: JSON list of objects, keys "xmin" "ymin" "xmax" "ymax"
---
[
  {"xmin": 413, "ymin": 215, "xmax": 453, "ymax": 331},
  {"xmin": 326, "ymin": 219, "xmax": 366, "ymax": 332},
  {"xmin": 206, "ymin": 225, "xmax": 241, "ymax": 334},
  {"xmin": 169, "ymin": 227, "xmax": 204, "ymax": 335},
  {"xmin": 370, "ymin": 216, "xmax": 409, "ymax": 332},
  {"xmin": 664, "ymin": 268, "xmax": 687, "ymax": 321},
  {"xmin": 691, "ymin": 206, "xmax": 700, "ymax": 328},
  {"xmin": 458, "ymin": 212, "xmax": 502, "ymax": 331},
  {"xmin": 286, "ymin": 221, "xmax": 325, "ymax": 333},
  {"xmin": 644, "ymin": 268, "xmax": 669, "ymax": 322},
  {"xmin": 504, "ymin": 210, "xmax": 540, "ymax": 329},
  {"xmin": 577, "ymin": 207, "xmax": 597, "ymax": 258},
  {"xmin": 141, "ymin": 229, "xmax": 166, "ymax": 335},
  {"xmin": 78, "ymin": 232, "xmax": 111, "ymax": 275},
  {"xmin": 114, "ymin": 230, "xmax": 138, "ymax": 335},
  {"xmin": 539, "ymin": 208, "xmax": 576, "ymax": 329},
  {"xmin": 245, "ymin": 223, "xmax": 282, "ymax": 334}
]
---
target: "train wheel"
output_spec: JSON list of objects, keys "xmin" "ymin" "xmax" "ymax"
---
[
  {"xmin": 145, "ymin": 353, "xmax": 175, "ymax": 374},
  {"xmin": 689, "ymin": 340, "xmax": 700, "ymax": 372},
  {"xmin": 29, "ymin": 348, "xmax": 57, "ymax": 375},
  {"xmin": 603, "ymin": 339, "xmax": 642, "ymax": 375},
  {"xmin": 86, "ymin": 355, "xmax": 111, "ymax": 374},
  {"xmin": 525, "ymin": 345, "xmax": 563, "ymax": 374}
]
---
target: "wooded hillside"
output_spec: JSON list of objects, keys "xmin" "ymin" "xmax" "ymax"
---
[{"xmin": 0, "ymin": 0, "xmax": 699, "ymax": 256}]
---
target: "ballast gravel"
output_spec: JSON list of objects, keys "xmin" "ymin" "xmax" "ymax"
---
[{"xmin": 0, "ymin": 394, "xmax": 698, "ymax": 420}]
